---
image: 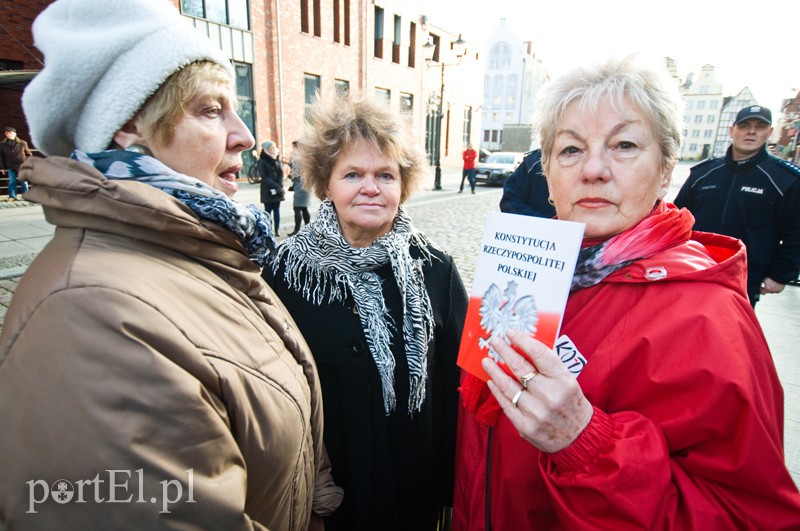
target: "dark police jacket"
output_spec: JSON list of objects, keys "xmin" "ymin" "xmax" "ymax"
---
[
  {"xmin": 499, "ymin": 149, "xmax": 556, "ymax": 218},
  {"xmin": 674, "ymin": 145, "xmax": 800, "ymax": 298}
]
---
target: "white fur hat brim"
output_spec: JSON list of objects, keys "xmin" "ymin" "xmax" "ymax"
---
[{"xmin": 23, "ymin": 0, "xmax": 234, "ymax": 157}]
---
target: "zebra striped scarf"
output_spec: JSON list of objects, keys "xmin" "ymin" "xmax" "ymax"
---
[{"xmin": 271, "ymin": 199, "xmax": 435, "ymax": 415}]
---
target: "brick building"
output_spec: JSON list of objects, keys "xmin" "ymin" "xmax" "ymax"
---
[{"xmin": 0, "ymin": 0, "xmax": 482, "ymax": 186}]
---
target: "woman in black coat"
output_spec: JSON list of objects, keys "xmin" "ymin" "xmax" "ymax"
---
[
  {"xmin": 258, "ymin": 140, "xmax": 284, "ymax": 235},
  {"xmin": 263, "ymin": 94, "xmax": 468, "ymax": 531}
]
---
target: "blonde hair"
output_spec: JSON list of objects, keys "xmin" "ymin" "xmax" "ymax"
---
[
  {"xmin": 297, "ymin": 93, "xmax": 426, "ymax": 203},
  {"xmin": 135, "ymin": 61, "xmax": 234, "ymax": 147},
  {"xmin": 534, "ymin": 56, "xmax": 683, "ymax": 172}
]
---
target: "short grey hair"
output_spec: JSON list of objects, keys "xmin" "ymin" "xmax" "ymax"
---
[{"xmin": 534, "ymin": 56, "xmax": 683, "ymax": 172}]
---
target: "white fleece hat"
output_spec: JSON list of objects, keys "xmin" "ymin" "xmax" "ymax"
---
[{"xmin": 23, "ymin": 0, "xmax": 234, "ymax": 157}]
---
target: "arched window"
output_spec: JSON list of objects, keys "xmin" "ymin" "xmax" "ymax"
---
[{"xmin": 489, "ymin": 42, "xmax": 511, "ymax": 69}]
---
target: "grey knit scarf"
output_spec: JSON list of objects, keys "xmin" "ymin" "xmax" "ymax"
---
[{"xmin": 271, "ymin": 199, "xmax": 435, "ymax": 415}]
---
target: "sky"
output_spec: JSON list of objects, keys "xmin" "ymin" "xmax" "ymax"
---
[{"xmin": 426, "ymin": 0, "xmax": 800, "ymax": 115}]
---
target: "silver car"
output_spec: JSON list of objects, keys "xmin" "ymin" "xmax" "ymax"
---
[{"xmin": 474, "ymin": 152, "xmax": 524, "ymax": 186}]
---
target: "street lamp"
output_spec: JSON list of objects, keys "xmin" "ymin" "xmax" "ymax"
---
[{"xmin": 423, "ymin": 34, "xmax": 467, "ymax": 190}]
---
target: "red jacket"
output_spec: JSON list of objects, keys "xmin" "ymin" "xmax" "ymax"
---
[
  {"xmin": 463, "ymin": 149, "xmax": 477, "ymax": 170},
  {"xmin": 453, "ymin": 230, "xmax": 800, "ymax": 530}
]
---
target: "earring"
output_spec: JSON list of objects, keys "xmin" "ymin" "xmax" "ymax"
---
[
  {"xmin": 125, "ymin": 144, "xmax": 152, "ymax": 156},
  {"xmin": 547, "ymin": 196, "xmax": 555, "ymax": 206}
]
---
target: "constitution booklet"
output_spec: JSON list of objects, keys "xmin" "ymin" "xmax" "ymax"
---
[{"xmin": 457, "ymin": 213, "xmax": 585, "ymax": 381}]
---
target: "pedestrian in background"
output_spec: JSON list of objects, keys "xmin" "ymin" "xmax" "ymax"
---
[
  {"xmin": 674, "ymin": 105, "xmax": 800, "ymax": 307},
  {"xmin": 264, "ymin": 94, "xmax": 468, "ymax": 531},
  {"xmin": 0, "ymin": 126, "xmax": 33, "ymax": 201},
  {"xmin": 459, "ymin": 142, "xmax": 477, "ymax": 194},
  {"xmin": 287, "ymin": 140, "xmax": 310, "ymax": 236},
  {"xmin": 258, "ymin": 140, "xmax": 285, "ymax": 236},
  {"xmin": 453, "ymin": 56, "xmax": 800, "ymax": 530},
  {"xmin": 499, "ymin": 148, "xmax": 556, "ymax": 218},
  {"xmin": 0, "ymin": 0, "xmax": 340, "ymax": 527}
]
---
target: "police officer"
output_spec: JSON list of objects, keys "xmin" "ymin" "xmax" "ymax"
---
[{"xmin": 674, "ymin": 105, "xmax": 800, "ymax": 306}]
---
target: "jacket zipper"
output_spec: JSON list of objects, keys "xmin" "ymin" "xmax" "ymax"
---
[
  {"xmin": 485, "ymin": 427, "xmax": 493, "ymax": 531},
  {"xmin": 720, "ymin": 169, "xmax": 739, "ymax": 226}
]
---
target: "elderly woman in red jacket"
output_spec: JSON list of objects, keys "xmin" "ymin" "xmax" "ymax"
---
[{"xmin": 453, "ymin": 56, "xmax": 800, "ymax": 529}]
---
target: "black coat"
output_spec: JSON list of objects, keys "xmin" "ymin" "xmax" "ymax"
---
[
  {"xmin": 258, "ymin": 153, "xmax": 284, "ymax": 204},
  {"xmin": 264, "ymin": 244, "xmax": 468, "ymax": 531},
  {"xmin": 499, "ymin": 149, "xmax": 556, "ymax": 218}
]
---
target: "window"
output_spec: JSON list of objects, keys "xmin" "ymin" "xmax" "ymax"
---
[
  {"xmin": 463, "ymin": 106, "xmax": 472, "ymax": 146},
  {"xmin": 694, "ymin": 115, "xmax": 703, "ymax": 124},
  {"xmin": 374, "ymin": 6, "xmax": 384, "ymax": 59},
  {"xmin": 685, "ymin": 101, "xmax": 694, "ymax": 110},
  {"xmin": 704, "ymin": 130, "xmax": 713, "ymax": 138},
  {"xmin": 505, "ymin": 74, "xmax": 517, "ymax": 109},
  {"xmin": 492, "ymin": 75, "xmax": 504, "ymax": 108},
  {"xmin": 489, "ymin": 42, "xmax": 511, "ymax": 69},
  {"xmin": 707, "ymin": 115, "xmax": 715, "ymax": 123},
  {"xmin": 392, "ymin": 16, "xmax": 401, "ymax": 64},
  {"xmin": 181, "ymin": 0, "xmax": 249, "ymax": 29},
  {"xmin": 0, "ymin": 59, "xmax": 23, "ymax": 71},
  {"xmin": 484, "ymin": 129, "xmax": 490, "ymax": 142},
  {"xmin": 304, "ymin": 73, "xmax": 321, "ymax": 122},
  {"xmin": 300, "ymin": 0, "xmax": 309, "ymax": 33},
  {"xmin": 700, "ymin": 85, "xmax": 709, "ymax": 94},
  {"xmin": 333, "ymin": 0, "xmax": 340, "ymax": 43},
  {"xmin": 205, "ymin": 0, "xmax": 226, "ymax": 24},
  {"xmin": 233, "ymin": 62, "xmax": 256, "ymax": 176},
  {"xmin": 407, "ymin": 22, "xmax": 416, "ymax": 68},
  {"xmin": 690, "ymin": 143, "xmax": 698, "ymax": 151},
  {"xmin": 374, "ymin": 87, "xmax": 390, "ymax": 105},
  {"xmin": 483, "ymin": 76, "xmax": 491, "ymax": 107},
  {"xmin": 400, "ymin": 92, "xmax": 413, "ymax": 125},
  {"xmin": 228, "ymin": 0, "xmax": 248, "ymax": 28},
  {"xmin": 335, "ymin": 79, "xmax": 350, "ymax": 95},
  {"xmin": 697, "ymin": 101, "xmax": 706, "ymax": 110},
  {"xmin": 710, "ymin": 101, "xmax": 718, "ymax": 109},
  {"xmin": 313, "ymin": 0, "xmax": 321, "ymax": 37},
  {"xmin": 429, "ymin": 34, "xmax": 440, "ymax": 62},
  {"xmin": 692, "ymin": 130, "xmax": 700, "ymax": 138},
  {"xmin": 491, "ymin": 130, "xmax": 498, "ymax": 142},
  {"xmin": 343, "ymin": 0, "xmax": 350, "ymax": 45}
]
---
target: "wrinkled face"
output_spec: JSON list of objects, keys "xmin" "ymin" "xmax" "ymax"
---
[
  {"xmin": 729, "ymin": 119, "xmax": 772, "ymax": 161},
  {"xmin": 4, "ymin": 130, "xmax": 15, "ymax": 141},
  {"xmin": 545, "ymin": 97, "xmax": 672, "ymax": 239},
  {"xmin": 326, "ymin": 139, "xmax": 402, "ymax": 247},
  {"xmin": 147, "ymin": 80, "xmax": 254, "ymax": 197}
]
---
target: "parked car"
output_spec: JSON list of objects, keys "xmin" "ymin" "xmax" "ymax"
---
[
  {"xmin": 474, "ymin": 152, "xmax": 524, "ymax": 186},
  {"xmin": 478, "ymin": 148, "xmax": 492, "ymax": 162}
]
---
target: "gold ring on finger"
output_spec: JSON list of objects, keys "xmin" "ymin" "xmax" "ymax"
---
[
  {"xmin": 520, "ymin": 371, "xmax": 537, "ymax": 389},
  {"xmin": 511, "ymin": 388, "xmax": 524, "ymax": 408}
]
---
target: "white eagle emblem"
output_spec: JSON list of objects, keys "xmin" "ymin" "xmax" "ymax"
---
[{"xmin": 478, "ymin": 280, "xmax": 538, "ymax": 362}]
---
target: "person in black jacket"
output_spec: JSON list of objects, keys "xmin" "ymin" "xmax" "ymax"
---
[
  {"xmin": 258, "ymin": 140, "xmax": 285, "ymax": 235},
  {"xmin": 674, "ymin": 105, "xmax": 800, "ymax": 306},
  {"xmin": 0, "ymin": 127, "xmax": 33, "ymax": 201},
  {"xmin": 499, "ymin": 148, "xmax": 556, "ymax": 218},
  {"xmin": 263, "ymin": 94, "xmax": 468, "ymax": 531}
]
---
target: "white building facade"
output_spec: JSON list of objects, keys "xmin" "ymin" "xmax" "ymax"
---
[
  {"xmin": 480, "ymin": 18, "xmax": 547, "ymax": 152},
  {"xmin": 680, "ymin": 65, "xmax": 724, "ymax": 160}
]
